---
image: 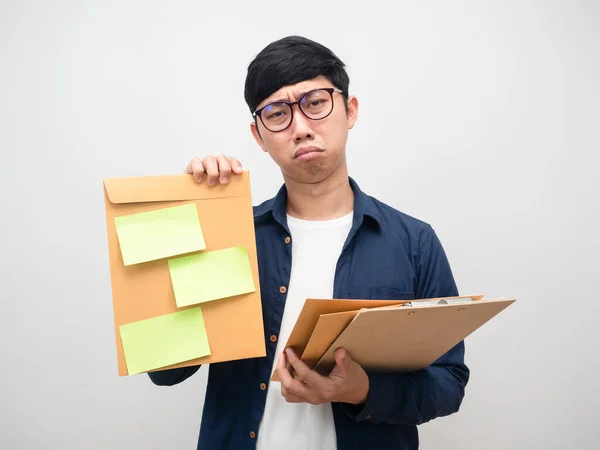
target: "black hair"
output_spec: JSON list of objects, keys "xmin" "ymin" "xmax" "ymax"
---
[{"xmin": 244, "ymin": 35, "xmax": 349, "ymax": 113}]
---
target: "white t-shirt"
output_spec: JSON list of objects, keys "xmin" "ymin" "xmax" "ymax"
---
[{"xmin": 255, "ymin": 212, "xmax": 354, "ymax": 450}]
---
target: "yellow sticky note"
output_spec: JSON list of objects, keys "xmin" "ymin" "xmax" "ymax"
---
[
  {"xmin": 168, "ymin": 246, "xmax": 256, "ymax": 307},
  {"xmin": 114, "ymin": 203, "xmax": 206, "ymax": 265},
  {"xmin": 119, "ymin": 307, "xmax": 210, "ymax": 375}
]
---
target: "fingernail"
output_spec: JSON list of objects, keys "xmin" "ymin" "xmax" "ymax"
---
[
  {"xmin": 221, "ymin": 177, "xmax": 228, "ymax": 184},
  {"xmin": 208, "ymin": 180, "xmax": 215, "ymax": 186}
]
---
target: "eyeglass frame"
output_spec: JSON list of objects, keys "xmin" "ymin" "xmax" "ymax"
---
[{"xmin": 252, "ymin": 87, "xmax": 344, "ymax": 132}]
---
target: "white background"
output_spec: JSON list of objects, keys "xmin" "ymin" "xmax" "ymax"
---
[{"xmin": 1, "ymin": 1, "xmax": 599, "ymax": 449}]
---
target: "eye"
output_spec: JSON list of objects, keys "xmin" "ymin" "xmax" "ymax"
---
[
  {"xmin": 265, "ymin": 110, "xmax": 287, "ymax": 120},
  {"xmin": 302, "ymin": 92, "xmax": 330, "ymax": 111}
]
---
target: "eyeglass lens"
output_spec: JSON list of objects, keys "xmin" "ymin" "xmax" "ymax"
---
[{"xmin": 260, "ymin": 89, "xmax": 334, "ymax": 132}]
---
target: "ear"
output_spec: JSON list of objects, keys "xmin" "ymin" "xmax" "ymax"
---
[
  {"xmin": 250, "ymin": 121, "xmax": 268, "ymax": 153},
  {"xmin": 346, "ymin": 95, "xmax": 359, "ymax": 130}
]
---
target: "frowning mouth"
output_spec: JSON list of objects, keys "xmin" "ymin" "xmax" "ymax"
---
[{"xmin": 294, "ymin": 146, "xmax": 324, "ymax": 160}]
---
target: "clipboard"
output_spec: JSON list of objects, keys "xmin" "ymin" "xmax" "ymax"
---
[{"xmin": 272, "ymin": 295, "xmax": 514, "ymax": 381}]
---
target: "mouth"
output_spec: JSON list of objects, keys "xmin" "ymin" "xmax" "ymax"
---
[{"xmin": 294, "ymin": 146, "xmax": 324, "ymax": 160}]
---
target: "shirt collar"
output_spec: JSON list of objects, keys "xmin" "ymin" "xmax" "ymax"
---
[{"xmin": 254, "ymin": 177, "xmax": 382, "ymax": 230}]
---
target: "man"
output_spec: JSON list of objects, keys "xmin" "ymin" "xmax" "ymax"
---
[{"xmin": 148, "ymin": 35, "xmax": 469, "ymax": 449}]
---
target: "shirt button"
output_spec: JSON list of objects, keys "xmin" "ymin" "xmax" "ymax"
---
[
  {"xmin": 270, "ymin": 335, "xmax": 277, "ymax": 343},
  {"xmin": 250, "ymin": 431, "xmax": 256, "ymax": 439},
  {"xmin": 279, "ymin": 286, "xmax": 287, "ymax": 294},
  {"xmin": 260, "ymin": 383, "xmax": 267, "ymax": 390},
  {"xmin": 284, "ymin": 236, "xmax": 291, "ymax": 244}
]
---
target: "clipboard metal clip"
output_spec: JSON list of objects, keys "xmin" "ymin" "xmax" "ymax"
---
[{"xmin": 403, "ymin": 296, "xmax": 473, "ymax": 308}]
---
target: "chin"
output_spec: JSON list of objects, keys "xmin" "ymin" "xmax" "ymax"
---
[{"xmin": 285, "ymin": 163, "xmax": 331, "ymax": 184}]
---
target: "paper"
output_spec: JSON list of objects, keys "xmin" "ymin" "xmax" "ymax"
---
[
  {"xmin": 119, "ymin": 306, "xmax": 211, "ymax": 375},
  {"xmin": 114, "ymin": 203, "xmax": 206, "ymax": 265},
  {"xmin": 168, "ymin": 246, "xmax": 255, "ymax": 307}
]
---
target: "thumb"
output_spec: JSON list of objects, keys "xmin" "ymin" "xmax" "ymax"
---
[{"xmin": 335, "ymin": 348, "xmax": 351, "ymax": 372}]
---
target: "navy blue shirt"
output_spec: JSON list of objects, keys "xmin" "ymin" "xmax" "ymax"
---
[{"xmin": 148, "ymin": 177, "xmax": 469, "ymax": 449}]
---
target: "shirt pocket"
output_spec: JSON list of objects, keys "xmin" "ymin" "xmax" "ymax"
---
[{"xmin": 370, "ymin": 287, "xmax": 415, "ymax": 301}]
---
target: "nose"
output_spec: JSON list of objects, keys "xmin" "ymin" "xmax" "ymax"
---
[{"xmin": 290, "ymin": 104, "xmax": 314, "ymax": 141}]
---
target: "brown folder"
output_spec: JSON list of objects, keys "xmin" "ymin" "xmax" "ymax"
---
[
  {"xmin": 272, "ymin": 295, "xmax": 513, "ymax": 381},
  {"xmin": 103, "ymin": 172, "xmax": 265, "ymax": 376},
  {"xmin": 271, "ymin": 298, "xmax": 414, "ymax": 381}
]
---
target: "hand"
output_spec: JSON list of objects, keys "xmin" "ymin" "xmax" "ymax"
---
[
  {"xmin": 184, "ymin": 155, "xmax": 243, "ymax": 185},
  {"xmin": 276, "ymin": 347, "xmax": 370, "ymax": 406}
]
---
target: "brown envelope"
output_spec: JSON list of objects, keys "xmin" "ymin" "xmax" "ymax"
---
[
  {"xmin": 300, "ymin": 310, "xmax": 361, "ymax": 370},
  {"xmin": 103, "ymin": 172, "xmax": 265, "ymax": 376}
]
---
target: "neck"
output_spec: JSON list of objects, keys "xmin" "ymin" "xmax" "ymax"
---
[{"xmin": 284, "ymin": 165, "xmax": 354, "ymax": 221}]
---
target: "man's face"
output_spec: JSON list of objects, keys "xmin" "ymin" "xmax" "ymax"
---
[{"xmin": 250, "ymin": 75, "xmax": 358, "ymax": 184}]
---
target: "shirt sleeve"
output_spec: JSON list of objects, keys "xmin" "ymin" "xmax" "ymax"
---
[
  {"xmin": 342, "ymin": 226, "xmax": 470, "ymax": 425},
  {"xmin": 147, "ymin": 366, "xmax": 201, "ymax": 386}
]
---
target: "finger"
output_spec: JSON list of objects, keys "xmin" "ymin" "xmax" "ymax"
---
[
  {"xmin": 285, "ymin": 348, "xmax": 323, "ymax": 387},
  {"xmin": 285, "ymin": 355, "xmax": 296, "ymax": 377},
  {"xmin": 281, "ymin": 386, "xmax": 310, "ymax": 403},
  {"xmin": 334, "ymin": 348, "xmax": 351, "ymax": 377},
  {"xmin": 203, "ymin": 156, "xmax": 219, "ymax": 186},
  {"xmin": 283, "ymin": 394, "xmax": 306, "ymax": 403},
  {"xmin": 191, "ymin": 159, "xmax": 205, "ymax": 183},
  {"xmin": 275, "ymin": 352, "xmax": 288, "ymax": 375},
  {"xmin": 279, "ymin": 354, "xmax": 312, "ymax": 399},
  {"xmin": 275, "ymin": 352, "xmax": 294, "ymax": 384},
  {"xmin": 228, "ymin": 157, "xmax": 244, "ymax": 175},
  {"xmin": 216, "ymin": 155, "xmax": 232, "ymax": 184},
  {"xmin": 286, "ymin": 360, "xmax": 301, "ymax": 381},
  {"xmin": 186, "ymin": 158, "xmax": 205, "ymax": 183}
]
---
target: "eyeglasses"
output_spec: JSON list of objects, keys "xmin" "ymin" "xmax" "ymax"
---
[{"xmin": 252, "ymin": 87, "xmax": 344, "ymax": 132}]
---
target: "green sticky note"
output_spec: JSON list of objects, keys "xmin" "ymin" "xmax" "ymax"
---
[
  {"xmin": 168, "ymin": 246, "xmax": 256, "ymax": 307},
  {"xmin": 114, "ymin": 203, "xmax": 206, "ymax": 266},
  {"xmin": 119, "ymin": 307, "xmax": 211, "ymax": 375}
]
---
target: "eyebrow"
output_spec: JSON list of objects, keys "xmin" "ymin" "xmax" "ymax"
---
[{"xmin": 266, "ymin": 90, "xmax": 310, "ymax": 105}]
